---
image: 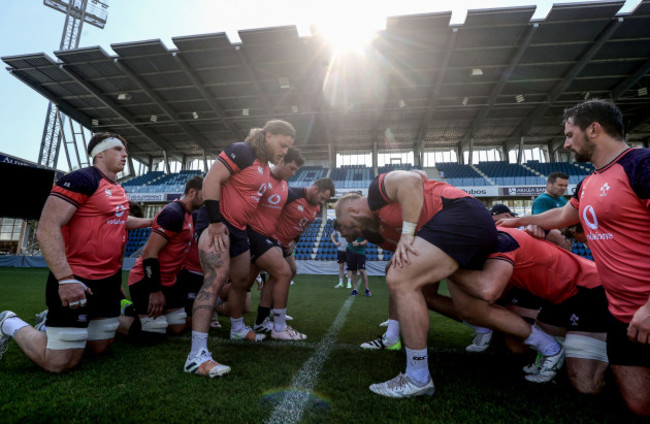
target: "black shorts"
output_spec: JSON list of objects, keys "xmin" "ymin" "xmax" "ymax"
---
[
  {"xmin": 607, "ymin": 312, "xmax": 650, "ymax": 367},
  {"xmin": 337, "ymin": 250, "xmax": 347, "ymax": 264},
  {"xmin": 498, "ymin": 286, "xmax": 544, "ymax": 310},
  {"xmin": 536, "ymin": 286, "xmax": 608, "ymax": 333},
  {"xmin": 346, "ymin": 251, "xmax": 366, "ymax": 271},
  {"xmin": 195, "ymin": 216, "xmax": 250, "ymax": 258},
  {"xmin": 45, "ymin": 270, "xmax": 122, "ymax": 328},
  {"xmin": 247, "ymin": 227, "xmax": 281, "ymax": 263},
  {"xmin": 416, "ymin": 197, "xmax": 497, "ymax": 270},
  {"xmin": 175, "ymin": 268, "xmax": 204, "ymax": 316},
  {"xmin": 129, "ymin": 279, "xmax": 186, "ymax": 314}
]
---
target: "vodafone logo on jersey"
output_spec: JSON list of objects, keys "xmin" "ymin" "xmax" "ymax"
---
[
  {"xmin": 267, "ymin": 194, "xmax": 282, "ymax": 205},
  {"xmin": 115, "ymin": 204, "xmax": 127, "ymax": 217},
  {"xmin": 583, "ymin": 205, "xmax": 614, "ymax": 240}
]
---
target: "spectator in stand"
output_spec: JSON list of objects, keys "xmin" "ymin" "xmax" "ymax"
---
[{"xmin": 532, "ymin": 172, "xmax": 569, "ymax": 215}]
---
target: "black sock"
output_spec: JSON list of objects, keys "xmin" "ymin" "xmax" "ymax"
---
[{"xmin": 256, "ymin": 306, "xmax": 271, "ymax": 325}]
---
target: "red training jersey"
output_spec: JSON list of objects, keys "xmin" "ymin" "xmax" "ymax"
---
[
  {"xmin": 49, "ymin": 166, "xmax": 129, "ymax": 280},
  {"xmin": 273, "ymin": 187, "xmax": 321, "ymax": 246},
  {"xmin": 570, "ymin": 147, "xmax": 650, "ymax": 322},
  {"xmin": 129, "ymin": 200, "xmax": 193, "ymax": 287},
  {"xmin": 248, "ymin": 172, "xmax": 288, "ymax": 236},
  {"xmin": 217, "ymin": 142, "xmax": 270, "ymax": 230},
  {"xmin": 183, "ymin": 210, "xmax": 202, "ymax": 274},
  {"xmin": 489, "ymin": 227, "xmax": 600, "ymax": 304},
  {"xmin": 367, "ymin": 173, "xmax": 470, "ymax": 238}
]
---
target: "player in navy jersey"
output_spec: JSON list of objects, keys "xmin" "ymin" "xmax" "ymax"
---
[
  {"xmin": 184, "ymin": 120, "xmax": 295, "ymax": 378},
  {"xmin": 119, "ymin": 176, "xmax": 204, "ymax": 344},
  {"xmin": 1, "ymin": 133, "xmax": 151, "ymax": 373},
  {"xmin": 499, "ymin": 99, "xmax": 650, "ymax": 417}
]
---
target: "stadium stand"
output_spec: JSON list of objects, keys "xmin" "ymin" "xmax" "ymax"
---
[
  {"xmin": 330, "ymin": 165, "xmax": 374, "ymax": 189},
  {"xmin": 287, "ymin": 166, "xmax": 328, "ymax": 188},
  {"xmin": 475, "ymin": 161, "xmax": 545, "ymax": 186},
  {"xmin": 122, "ymin": 171, "xmax": 165, "ymax": 192},
  {"xmin": 125, "ymin": 227, "xmax": 151, "ymax": 257},
  {"xmin": 436, "ymin": 162, "xmax": 490, "ymax": 186},
  {"xmin": 524, "ymin": 160, "xmax": 592, "ymax": 184}
]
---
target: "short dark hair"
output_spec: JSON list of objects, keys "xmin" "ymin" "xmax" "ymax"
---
[
  {"xmin": 184, "ymin": 175, "xmax": 203, "ymax": 195},
  {"xmin": 283, "ymin": 147, "xmax": 305, "ymax": 167},
  {"xmin": 547, "ymin": 172, "xmax": 569, "ymax": 184},
  {"xmin": 87, "ymin": 132, "xmax": 127, "ymax": 157},
  {"xmin": 563, "ymin": 99, "xmax": 625, "ymax": 141},
  {"xmin": 313, "ymin": 178, "xmax": 335, "ymax": 196}
]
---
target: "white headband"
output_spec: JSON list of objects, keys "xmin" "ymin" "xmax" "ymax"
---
[{"xmin": 90, "ymin": 137, "xmax": 124, "ymax": 158}]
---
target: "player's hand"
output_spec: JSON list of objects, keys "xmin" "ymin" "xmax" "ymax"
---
[
  {"xmin": 524, "ymin": 225, "xmax": 547, "ymax": 240},
  {"xmin": 148, "ymin": 291, "xmax": 165, "ymax": 318},
  {"xmin": 627, "ymin": 303, "xmax": 650, "ymax": 344},
  {"xmin": 207, "ymin": 222, "xmax": 229, "ymax": 252},
  {"xmin": 495, "ymin": 217, "xmax": 520, "ymax": 227},
  {"xmin": 391, "ymin": 233, "xmax": 418, "ymax": 268},
  {"xmin": 59, "ymin": 279, "xmax": 93, "ymax": 309}
]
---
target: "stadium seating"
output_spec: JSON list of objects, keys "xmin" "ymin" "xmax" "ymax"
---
[
  {"xmin": 436, "ymin": 162, "xmax": 490, "ymax": 186},
  {"xmin": 288, "ymin": 166, "xmax": 328, "ymax": 188},
  {"xmin": 125, "ymin": 227, "xmax": 151, "ymax": 257},
  {"xmin": 330, "ymin": 165, "xmax": 374, "ymax": 189},
  {"xmin": 525, "ymin": 160, "xmax": 592, "ymax": 184},
  {"xmin": 475, "ymin": 161, "xmax": 544, "ymax": 186}
]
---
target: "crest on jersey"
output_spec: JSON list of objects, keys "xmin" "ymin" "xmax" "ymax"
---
[
  {"xmin": 258, "ymin": 166, "xmax": 264, "ymax": 174},
  {"xmin": 297, "ymin": 205, "xmax": 304, "ymax": 212},
  {"xmin": 105, "ymin": 188, "xmax": 112, "ymax": 197},
  {"xmin": 268, "ymin": 182, "xmax": 273, "ymax": 189}
]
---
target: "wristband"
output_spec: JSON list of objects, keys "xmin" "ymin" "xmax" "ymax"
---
[
  {"xmin": 143, "ymin": 257, "xmax": 162, "ymax": 292},
  {"xmin": 59, "ymin": 279, "xmax": 88, "ymax": 291},
  {"xmin": 204, "ymin": 199, "xmax": 223, "ymax": 224},
  {"xmin": 401, "ymin": 221, "xmax": 417, "ymax": 235}
]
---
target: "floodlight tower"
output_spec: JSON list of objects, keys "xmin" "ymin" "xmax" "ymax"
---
[{"xmin": 38, "ymin": 0, "xmax": 109, "ymax": 169}]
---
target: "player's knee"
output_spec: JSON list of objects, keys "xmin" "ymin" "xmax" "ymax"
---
[
  {"xmin": 46, "ymin": 327, "xmax": 88, "ymax": 351},
  {"xmin": 564, "ymin": 334, "xmax": 608, "ymax": 362},
  {"xmin": 128, "ymin": 316, "xmax": 168, "ymax": 345},
  {"xmin": 166, "ymin": 309, "xmax": 187, "ymax": 335},
  {"xmin": 87, "ymin": 318, "xmax": 119, "ymax": 342}
]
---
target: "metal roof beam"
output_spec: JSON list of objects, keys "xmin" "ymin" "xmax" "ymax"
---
[
  {"xmin": 235, "ymin": 47, "xmax": 275, "ymax": 116},
  {"xmin": 172, "ymin": 52, "xmax": 243, "ymax": 142},
  {"xmin": 461, "ymin": 23, "xmax": 539, "ymax": 150},
  {"xmin": 415, "ymin": 28, "xmax": 459, "ymax": 147},
  {"xmin": 612, "ymin": 58, "xmax": 650, "ymax": 100},
  {"xmin": 506, "ymin": 17, "xmax": 624, "ymax": 151},
  {"xmin": 112, "ymin": 58, "xmax": 214, "ymax": 152},
  {"xmin": 57, "ymin": 64, "xmax": 183, "ymax": 159}
]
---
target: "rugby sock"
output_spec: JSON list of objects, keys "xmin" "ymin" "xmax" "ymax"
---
[
  {"xmin": 1, "ymin": 316, "xmax": 29, "ymax": 337},
  {"xmin": 385, "ymin": 319, "xmax": 400, "ymax": 341},
  {"xmin": 524, "ymin": 325, "xmax": 561, "ymax": 356},
  {"xmin": 463, "ymin": 321, "xmax": 491, "ymax": 334},
  {"xmin": 338, "ymin": 277, "xmax": 343, "ymax": 284},
  {"xmin": 230, "ymin": 317, "xmax": 244, "ymax": 333},
  {"xmin": 190, "ymin": 331, "xmax": 208, "ymax": 357},
  {"xmin": 255, "ymin": 306, "xmax": 271, "ymax": 325},
  {"xmin": 405, "ymin": 347, "xmax": 430, "ymax": 386},
  {"xmin": 272, "ymin": 308, "xmax": 287, "ymax": 332}
]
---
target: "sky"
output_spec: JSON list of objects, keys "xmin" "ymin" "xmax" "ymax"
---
[{"xmin": 0, "ymin": 0, "xmax": 638, "ymax": 168}]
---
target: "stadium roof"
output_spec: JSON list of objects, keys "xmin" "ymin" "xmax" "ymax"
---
[{"xmin": 3, "ymin": 1, "xmax": 650, "ymax": 165}]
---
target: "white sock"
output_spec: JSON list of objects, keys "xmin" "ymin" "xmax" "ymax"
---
[
  {"xmin": 2, "ymin": 316, "xmax": 29, "ymax": 337},
  {"xmin": 190, "ymin": 331, "xmax": 208, "ymax": 357},
  {"xmin": 230, "ymin": 317, "xmax": 244, "ymax": 333},
  {"xmin": 524, "ymin": 325, "xmax": 561, "ymax": 356},
  {"xmin": 463, "ymin": 321, "xmax": 491, "ymax": 334},
  {"xmin": 272, "ymin": 308, "xmax": 287, "ymax": 332},
  {"xmin": 339, "ymin": 277, "xmax": 343, "ymax": 284},
  {"xmin": 39, "ymin": 325, "xmax": 47, "ymax": 333},
  {"xmin": 405, "ymin": 347, "xmax": 430, "ymax": 386},
  {"xmin": 385, "ymin": 319, "xmax": 400, "ymax": 341}
]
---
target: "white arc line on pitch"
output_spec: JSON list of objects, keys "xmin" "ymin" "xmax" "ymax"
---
[{"xmin": 264, "ymin": 295, "xmax": 355, "ymax": 424}]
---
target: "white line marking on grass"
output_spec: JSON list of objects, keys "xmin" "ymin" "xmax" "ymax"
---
[{"xmin": 264, "ymin": 295, "xmax": 355, "ymax": 424}]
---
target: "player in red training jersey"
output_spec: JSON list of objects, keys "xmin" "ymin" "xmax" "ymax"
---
[
  {"xmin": 246, "ymin": 147, "xmax": 304, "ymax": 337},
  {"xmin": 498, "ymin": 99, "xmax": 650, "ymax": 417},
  {"xmin": 335, "ymin": 170, "xmax": 497, "ymax": 398},
  {"xmin": 184, "ymin": 120, "xmax": 294, "ymax": 378},
  {"xmin": 1, "ymin": 133, "xmax": 151, "ymax": 373},
  {"xmin": 120, "ymin": 176, "xmax": 204, "ymax": 343}
]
